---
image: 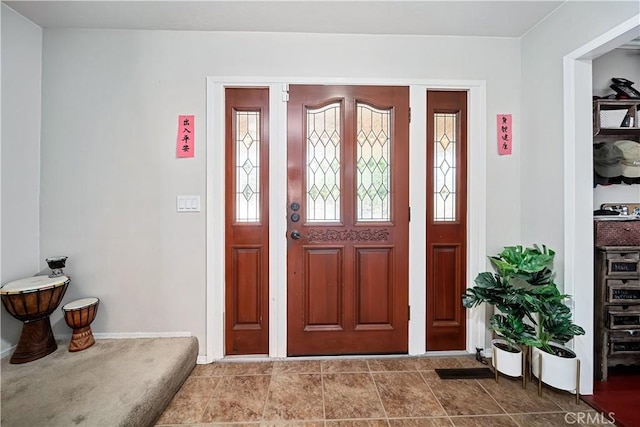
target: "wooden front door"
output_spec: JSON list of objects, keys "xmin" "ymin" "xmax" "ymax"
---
[
  {"xmin": 225, "ymin": 88, "xmax": 270, "ymax": 355},
  {"xmin": 286, "ymin": 85, "xmax": 409, "ymax": 356},
  {"xmin": 425, "ymin": 90, "xmax": 468, "ymax": 351}
]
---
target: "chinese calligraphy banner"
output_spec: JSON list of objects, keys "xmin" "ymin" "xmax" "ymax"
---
[
  {"xmin": 177, "ymin": 115, "xmax": 195, "ymax": 158},
  {"xmin": 497, "ymin": 114, "xmax": 512, "ymax": 155}
]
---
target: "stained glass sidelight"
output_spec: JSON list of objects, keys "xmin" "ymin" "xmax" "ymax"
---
[
  {"xmin": 433, "ymin": 113, "xmax": 457, "ymax": 221},
  {"xmin": 235, "ymin": 111, "xmax": 260, "ymax": 222},
  {"xmin": 356, "ymin": 104, "xmax": 391, "ymax": 221},
  {"xmin": 306, "ymin": 103, "xmax": 341, "ymax": 222}
]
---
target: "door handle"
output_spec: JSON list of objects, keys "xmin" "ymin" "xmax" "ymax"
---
[{"xmin": 291, "ymin": 230, "xmax": 302, "ymax": 240}]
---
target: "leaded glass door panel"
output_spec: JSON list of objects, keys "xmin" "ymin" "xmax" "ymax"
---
[
  {"xmin": 286, "ymin": 85, "xmax": 409, "ymax": 355},
  {"xmin": 426, "ymin": 90, "xmax": 468, "ymax": 351},
  {"xmin": 225, "ymin": 88, "xmax": 270, "ymax": 355}
]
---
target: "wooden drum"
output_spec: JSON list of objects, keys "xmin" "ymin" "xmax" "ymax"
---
[
  {"xmin": 62, "ymin": 297, "xmax": 99, "ymax": 352},
  {"xmin": 0, "ymin": 275, "xmax": 70, "ymax": 363}
]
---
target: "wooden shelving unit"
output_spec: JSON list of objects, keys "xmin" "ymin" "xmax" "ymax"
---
[{"xmin": 594, "ymin": 99, "xmax": 640, "ymax": 137}]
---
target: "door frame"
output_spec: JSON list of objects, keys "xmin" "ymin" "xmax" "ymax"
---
[
  {"xmin": 205, "ymin": 77, "xmax": 487, "ymax": 362},
  {"xmin": 562, "ymin": 13, "xmax": 640, "ymax": 396}
]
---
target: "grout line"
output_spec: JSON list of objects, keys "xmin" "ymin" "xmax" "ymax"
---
[
  {"xmin": 196, "ymin": 371, "xmax": 225, "ymax": 424},
  {"xmin": 366, "ymin": 360, "xmax": 391, "ymax": 427},
  {"xmin": 320, "ymin": 363, "xmax": 327, "ymax": 427},
  {"xmin": 260, "ymin": 370, "xmax": 275, "ymax": 423},
  {"xmin": 418, "ymin": 369, "xmax": 450, "ymax": 419},
  {"xmin": 475, "ymin": 378, "xmax": 513, "ymax": 418}
]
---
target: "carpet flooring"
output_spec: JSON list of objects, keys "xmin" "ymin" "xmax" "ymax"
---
[{"xmin": 1, "ymin": 337, "xmax": 198, "ymax": 427}]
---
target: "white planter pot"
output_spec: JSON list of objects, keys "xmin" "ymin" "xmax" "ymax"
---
[
  {"xmin": 492, "ymin": 338, "xmax": 523, "ymax": 377},
  {"xmin": 531, "ymin": 343, "xmax": 580, "ymax": 394}
]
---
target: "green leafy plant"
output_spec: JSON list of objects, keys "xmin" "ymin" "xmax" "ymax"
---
[
  {"xmin": 463, "ymin": 244, "xmax": 585, "ymax": 355},
  {"xmin": 489, "ymin": 244, "xmax": 555, "ymax": 286}
]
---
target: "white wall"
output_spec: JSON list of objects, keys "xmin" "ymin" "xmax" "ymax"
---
[
  {"xmin": 521, "ymin": 0, "xmax": 640, "ymax": 395},
  {"xmin": 0, "ymin": 4, "xmax": 43, "ymax": 354},
  {"xmin": 40, "ymin": 29, "xmax": 521, "ymax": 355},
  {"xmin": 592, "ymin": 47, "xmax": 640, "ymax": 209},
  {"xmin": 521, "ymin": 0, "xmax": 639, "ymax": 273}
]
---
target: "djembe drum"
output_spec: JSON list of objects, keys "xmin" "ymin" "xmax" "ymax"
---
[
  {"xmin": 62, "ymin": 297, "xmax": 99, "ymax": 352},
  {"xmin": 0, "ymin": 275, "xmax": 70, "ymax": 363}
]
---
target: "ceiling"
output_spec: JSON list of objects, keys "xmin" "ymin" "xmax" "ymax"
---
[{"xmin": 3, "ymin": 1, "xmax": 566, "ymax": 38}]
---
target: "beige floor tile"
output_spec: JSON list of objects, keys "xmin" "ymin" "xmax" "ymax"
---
[
  {"xmin": 321, "ymin": 359, "xmax": 370, "ymax": 373},
  {"xmin": 534, "ymin": 380, "xmax": 593, "ymax": 412},
  {"xmin": 325, "ymin": 420, "xmax": 389, "ymax": 427},
  {"xmin": 158, "ymin": 356, "xmax": 602, "ymax": 427},
  {"xmin": 373, "ymin": 372, "xmax": 446, "ymax": 418},
  {"xmin": 323, "ymin": 373, "xmax": 386, "ymax": 419},
  {"xmin": 511, "ymin": 412, "xmax": 577, "ymax": 427},
  {"xmin": 367, "ymin": 358, "xmax": 419, "ymax": 372},
  {"xmin": 223, "ymin": 361, "xmax": 274, "ymax": 376},
  {"xmin": 174, "ymin": 377, "xmax": 221, "ymax": 400},
  {"xmin": 420, "ymin": 371, "xmax": 504, "ymax": 416},
  {"xmin": 272, "ymin": 360, "xmax": 322, "ymax": 374},
  {"xmin": 449, "ymin": 415, "xmax": 518, "ymax": 426},
  {"xmin": 200, "ymin": 375, "xmax": 271, "ymax": 423},
  {"xmin": 450, "ymin": 357, "xmax": 486, "ymax": 368},
  {"xmin": 263, "ymin": 374, "xmax": 324, "ymax": 421},
  {"xmin": 477, "ymin": 376, "xmax": 562, "ymax": 414},
  {"xmin": 388, "ymin": 418, "xmax": 453, "ymax": 427},
  {"xmin": 191, "ymin": 362, "xmax": 228, "ymax": 377},
  {"xmin": 414, "ymin": 358, "xmax": 462, "ymax": 371},
  {"xmin": 155, "ymin": 394, "xmax": 209, "ymax": 425},
  {"xmin": 261, "ymin": 422, "xmax": 325, "ymax": 427}
]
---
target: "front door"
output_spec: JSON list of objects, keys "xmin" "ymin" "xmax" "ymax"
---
[{"xmin": 286, "ymin": 85, "xmax": 409, "ymax": 356}]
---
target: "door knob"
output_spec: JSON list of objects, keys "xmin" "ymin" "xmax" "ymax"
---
[{"xmin": 291, "ymin": 230, "xmax": 302, "ymax": 240}]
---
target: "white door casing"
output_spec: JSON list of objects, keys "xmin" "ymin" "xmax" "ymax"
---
[{"xmin": 206, "ymin": 77, "xmax": 487, "ymax": 362}]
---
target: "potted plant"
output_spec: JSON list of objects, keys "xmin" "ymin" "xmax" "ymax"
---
[
  {"xmin": 463, "ymin": 244, "xmax": 586, "ymax": 400},
  {"xmin": 462, "ymin": 245, "xmax": 556, "ymax": 385},
  {"xmin": 529, "ymin": 285, "xmax": 585, "ymax": 402}
]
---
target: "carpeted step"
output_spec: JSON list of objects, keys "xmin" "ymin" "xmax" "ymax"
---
[{"xmin": 1, "ymin": 337, "xmax": 198, "ymax": 427}]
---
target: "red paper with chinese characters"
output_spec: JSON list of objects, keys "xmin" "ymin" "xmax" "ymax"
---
[
  {"xmin": 177, "ymin": 115, "xmax": 195, "ymax": 158},
  {"xmin": 497, "ymin": 114, "xmax": 512, "ymax": 155}
]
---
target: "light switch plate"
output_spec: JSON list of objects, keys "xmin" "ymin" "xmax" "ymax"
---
[{"xmin": 177, "ymin": 196, "xmax": 201, "ymax": 212}]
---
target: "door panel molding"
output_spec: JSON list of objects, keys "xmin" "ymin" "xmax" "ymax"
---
[{"xmin": 303, "ymin": 246, "xmax": 344, "ymax": 330}]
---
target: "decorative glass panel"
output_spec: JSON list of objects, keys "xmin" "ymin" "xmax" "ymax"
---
[
  {"xmin": 433, "ymin": 113, "xmax": 457, "ymax": 222},
  {"xmin": 306, "ymin": 103, "xmax": 341, "ymax": 222},
  {"xmin": 235, "ymin": 111, "xmax": 260, "ymax": 222},
  {"xmin": 357, "ymin": 103, "xmax": 391, "ymax": 221}
]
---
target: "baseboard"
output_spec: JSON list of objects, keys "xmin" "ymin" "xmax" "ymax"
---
[
  {"xmin": 92, "ymin": 332, "xmax": 192, "ymax": 339},
  {"xmin": 1, "ymin": 345, "xmax": 16, "ymax": 360}
]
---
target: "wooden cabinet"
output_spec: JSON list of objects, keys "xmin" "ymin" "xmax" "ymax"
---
[
  {"xmin": 595, "ymin": 246, "xmax": 640, "ymax": 381},
  {"xmin": 593, "ymin": 99, "xmax": 640, "ymax": 137}
]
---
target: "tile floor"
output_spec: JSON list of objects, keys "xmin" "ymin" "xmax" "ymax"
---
[{"xmin": 156, "ymin": 355, "xmax": 603, "ymax": 427}]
